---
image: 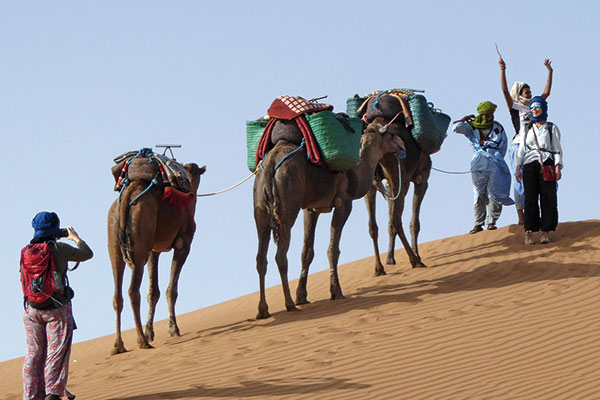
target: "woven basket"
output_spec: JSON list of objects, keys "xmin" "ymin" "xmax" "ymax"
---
[
  {"xmin": 246, "ymin": 120, "xmax": 268, "ymax": 172},
  {"xmin": 408, "ymin": 95, "xmax": 450, "ymax": 154},
  {"xmin": 346, "ymin": 95, "xmax": 364, "ymax": 118},
  {"xmin": 305, "ymin": 111, "xmax": 362, "ymax": 171}
]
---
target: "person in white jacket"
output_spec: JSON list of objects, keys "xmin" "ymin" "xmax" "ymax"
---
[{"xmin": 515, "ymin": 96, "xmax": 563, "ymax": 245}]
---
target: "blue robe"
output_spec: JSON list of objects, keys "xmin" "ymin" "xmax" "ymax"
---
[{"xmin": 454, "ymin": 121, "xmax": 514, "ymax": 206}]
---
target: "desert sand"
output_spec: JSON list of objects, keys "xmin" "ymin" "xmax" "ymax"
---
[{"xmin": 2, "ymin": 220, "xmax": 599, "ymax": 400}]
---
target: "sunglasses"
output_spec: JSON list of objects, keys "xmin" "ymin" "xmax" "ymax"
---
[{"xmin": 530, "ymin": 104, "xmax": 543, "ymax": 110}]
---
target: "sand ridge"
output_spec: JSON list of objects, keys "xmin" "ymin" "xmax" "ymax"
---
[{"xmin": 1, "ymin": 220, "xmax": 599, "ymax": 399}]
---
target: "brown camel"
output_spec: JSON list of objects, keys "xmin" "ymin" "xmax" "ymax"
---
[
  {"xmin": 361, "ymin": 95, "xmax": 432, "ymax": 275},
  {"xmin": 253, "ymin": 117, "xmax": 404, "ymax": 319},
  {"xmin": 107, "ymin": 155, "xmax": 205, "ymax": 354}
]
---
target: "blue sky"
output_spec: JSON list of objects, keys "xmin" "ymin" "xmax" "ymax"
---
[{"xmin": 1, "ymin": 1, "xmax": 598, "ymax": 361}]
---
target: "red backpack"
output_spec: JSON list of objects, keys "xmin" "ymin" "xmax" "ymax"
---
[{"xmin": 20, "ymin": 242, "xmax": 65, "ymax": 309}]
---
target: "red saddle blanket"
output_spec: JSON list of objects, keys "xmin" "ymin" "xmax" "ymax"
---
[
  {"xmin": 267, "ymin": 96, "xmax": 333, "ymax": 120},
  {"xmin": 255, "ymin": 116, "xmax": 326, "ymax": 169}
]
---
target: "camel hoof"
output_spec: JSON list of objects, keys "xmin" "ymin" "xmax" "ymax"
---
[
  {"xmin": 413, "ymin": 261, "xmax": 428, "ymax": 268},
  {"xmin": 330, "ymin": 293, "xmax": 346, "ymax": 300},
  {"xmin": 295, "ymin": 297, "xmax": 310, "ymax": 305},
  {"xmin": 138, "ymin": 341, "xmax": 154, "ymax": 350},
  {"xmin": 374, "ymin": 269, "xmax": 387, "ymax": 277},
  {"xmin": 168, "ymin": 327, "xmax": 181, "ymax": 337},
  {"xmin": 111, "ymin": 345, "xmax": 127, "ymax": 356},
  {"xmin": 256, "ymin": 311, "xmax": 271, "ymax": 320},
  {"xmin": 386, "ymin": 256, "xmax": 396, "ymax": 265},
  {"xmin": 286, "ymin": 305, "xmax": 300, "ymax": 312},
  {"xmin": 144, "ymin": 327, "xmax": 155, "ymax": 342}
]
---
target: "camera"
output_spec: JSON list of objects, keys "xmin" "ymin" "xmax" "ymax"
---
[{"xmin": 58, "ymin": 228, "xmax": 69, "ymax": 238}]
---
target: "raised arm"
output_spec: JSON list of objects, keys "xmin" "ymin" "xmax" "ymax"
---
[
  {"xmin": 499, "ymin": 57, "xmax": 513, "ymax": 110},
  {"xmin": 541, "ymin": 59, "xmax": 553, "ymax": 99}
]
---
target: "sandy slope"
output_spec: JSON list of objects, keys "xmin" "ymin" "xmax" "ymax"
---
[{"xmin": 2, "ymin": 220, "xmax": 599, "ymax": 400}]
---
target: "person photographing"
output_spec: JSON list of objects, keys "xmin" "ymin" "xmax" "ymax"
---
[{"xmin": 21, "ymin": 211, "xmax": 93, "ymax": 400}]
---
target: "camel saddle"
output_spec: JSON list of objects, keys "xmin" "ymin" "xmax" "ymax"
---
[{"xmin": 112, "ymin": 149, "xmax": 192, "ymax": 193}]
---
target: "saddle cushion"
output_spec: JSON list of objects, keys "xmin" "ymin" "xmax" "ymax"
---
[{"xmin": 267, "ymin": 96, "xmax": 333, "ymax": 120}]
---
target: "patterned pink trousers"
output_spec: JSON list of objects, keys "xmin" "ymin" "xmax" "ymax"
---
[{"xmin": 23, "ymin": 303, "xmax": 75, "ymax": 400}]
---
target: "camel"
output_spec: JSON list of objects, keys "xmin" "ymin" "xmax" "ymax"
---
[
  {"xmin": 361, "ymin": 94, "xmax": 432, "ymax": 275},
  {"xmin": 253, "ymin": 116, "xmax": 405, "ymax": 319},
  {"xmin": 107, "ymin": 154, "xmax": 205, "ymax": 354}
]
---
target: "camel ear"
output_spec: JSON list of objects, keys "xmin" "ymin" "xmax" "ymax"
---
[
  {"xmin": 184, "ymin": 163, "xmax": 206, "ymax": 178},
  {"xmin": 184, "ymin": 163, "xmax": 206, "ymax": 193}
]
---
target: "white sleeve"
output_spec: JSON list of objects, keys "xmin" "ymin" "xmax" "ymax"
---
[
  {"xmin": 552, "ymin": 124, "xmax": 563, "ymax": 167},
  {"xmin": 515, "ymin": 125, "xmax": 527, "ymax": 166}
]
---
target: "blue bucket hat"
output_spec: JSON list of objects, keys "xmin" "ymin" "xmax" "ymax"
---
[{"xmin": 32, "ymin": 211, "xmax": 62, "ymax": 239}]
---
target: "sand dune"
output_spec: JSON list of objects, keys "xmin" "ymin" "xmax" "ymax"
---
[{"xmin": 2, "ymin": 220, "xmax": 599, "ymax": 400}]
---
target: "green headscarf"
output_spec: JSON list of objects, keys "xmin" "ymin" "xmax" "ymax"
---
[{"xmin": 469, "ymin": 101, "xmax": 497, "ymax": 129}]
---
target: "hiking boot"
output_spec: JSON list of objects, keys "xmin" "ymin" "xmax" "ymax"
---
[
  {"xmin": 469, "ymin": 225, "xmax": 483, "ymax": 234},
  {"xmin": 524, "ymin": 231, "xmax": 535, "ymax": 245},
  {"xmin": 487, "ymin": 224, "xmax": 497, "ymax": 230},
  {"xmin": 540, "ymin": 232, "xmax": 551, "ymax": 244}
]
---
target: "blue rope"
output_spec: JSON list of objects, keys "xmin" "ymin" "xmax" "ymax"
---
[
  {"xmin": 129, "ymin": 174, "xmax": 159, "ymax": 206},
  {"xmin": 372, "ymin": 90, "xmax": 389, "ymax": 110},
  {"xmin": 273, "ymin": 139, "xmax": 306, "ymax": 172},
  {"xmin": 117, "ymin": 177, "xmax": 130, "ymax": 205}
]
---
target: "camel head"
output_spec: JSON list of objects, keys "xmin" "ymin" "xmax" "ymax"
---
[
  {"xmin": 184, "ymin": 163, "xmax": 207, "ymax": 194},
  {"xmin": 361, "ymin": 117, "xmax": 406, "ymax": 160}
]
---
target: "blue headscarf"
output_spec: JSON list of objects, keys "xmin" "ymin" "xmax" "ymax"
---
[
  {"xmin": 32, "ymin": 211, "xmax": 61, "ymax": 240},
  {"xmin": 529, "ymin": 96, "xmax": 548, "ymax": 122}
]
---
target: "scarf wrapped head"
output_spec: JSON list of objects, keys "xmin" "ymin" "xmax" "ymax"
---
[
  {"xmin": 32, "ymin": 211, "xmax": 61, "ymax": 240},
  {"xmin": 469, "ymin": 101, "xmax": 497, "ymax": 129},
  {"xmin": 510, "ymin": 81, "xmax": 531, "ymax": 108},
  {"xmin": 529, "ymin": 96, "xmax": 548, "ymax": 122}
]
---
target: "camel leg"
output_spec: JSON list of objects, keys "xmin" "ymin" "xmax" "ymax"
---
[
  {"xmin": 254, "ymin": 204, "xmax": 272, "ymax": 319},
  {"xmin": 166, "ymin": 245, "xmax": 191, "ymax": 337},
  {"xmin": 365, "ymin": 187, "xmax": 387, "ymax": 276},
  {"xmin": 296, "ymin": 209, "xmax": 319, "ymax": 305},
  {"xmin": 129, "ymin": 256, "xmax": 153, "ymax": 350},
  {"xmin": 274, "ymin": 224, "xmax": 299, "ymax": 313},
  {"xmin": 391, "ymin": 183, "xmax": 427, "ymax": 269},
  {"xmin": 386, "ymin": 195, "xmax": 398, "ymax": 265},
  {"xmin": 328, "ymin": 202, "xmax": 352, "ymax": 300},
  {"xmin": 109, "ymin": 232, "xmax": 127, "ymax": 355},
  {"xmin": 410, "ymin": 180, "xmax": 429, "ymax": 258},
  {"xmin": 144, "ymin": 251, "xmax": 160, "ymax": 342}
]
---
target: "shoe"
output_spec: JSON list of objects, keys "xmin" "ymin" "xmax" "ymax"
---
[
  {"xmin": 540, "ymin": 232, "xmax": 551, "ymax": 244},
  {"xmin": 469, "ymin": 225, "xmax": 483, "ymax": 234},
  {"xmin": 524, "ymin": 231, "xmax": 535, "ymax": 245},
  {"xmin": 487, "ymin": 224, "xmax": 497, "ymax": 230}
]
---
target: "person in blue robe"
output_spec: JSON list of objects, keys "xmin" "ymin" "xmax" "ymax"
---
[{"xmin": 453, "ymin": 101, "xmax": 514, "ymax": 233}]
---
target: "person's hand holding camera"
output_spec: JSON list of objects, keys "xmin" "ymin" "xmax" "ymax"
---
[{"xmin": 66, "ymin": 226, "xmax": 83, "ymax": 244}]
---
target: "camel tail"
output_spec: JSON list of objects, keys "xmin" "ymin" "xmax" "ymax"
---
[
  {"xmin": 118, "ymin": 188, "xmax": 134, "ymax": 266},
  {"xmin": 263, "ymin": 169, "xmax": 282, "ymax": 245}
]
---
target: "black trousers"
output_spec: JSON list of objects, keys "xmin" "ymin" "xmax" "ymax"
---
[{"xmin": 522, "ymin": 161, "xmax": 558, "ymax": 232}]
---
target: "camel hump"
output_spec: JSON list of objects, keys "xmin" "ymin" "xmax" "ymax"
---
[
  {"xmin": 364, "ymin": 95, "xmax": 403, "ymax": 122},
  {"xmin": 271, "ymin": 120, "xmax": 303, "ymax": 146}
]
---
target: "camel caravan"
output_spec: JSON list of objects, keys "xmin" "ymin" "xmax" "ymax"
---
[{"xmin": 108, "ymin": 90, "xmax": 449, "ymax": 353}]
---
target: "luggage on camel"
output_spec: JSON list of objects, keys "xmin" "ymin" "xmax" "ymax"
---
[
  {"xmin": 20, "ymin": 242, "xmax": 72, "ymax": 309},
  {"xmin": 246, "ymin": 95, "xmax": 362, "ymax": 172},
  {"xmin": 111, "ymin": 147, "xmax": 195, "ymax": 209},
  {"xmin": 349, "ymin": 89, "xmax": 450, "ymax": 154}
]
